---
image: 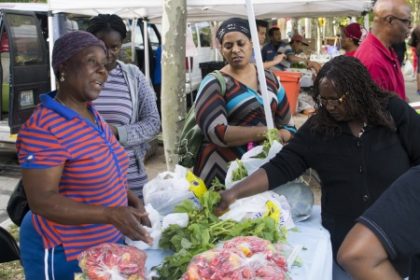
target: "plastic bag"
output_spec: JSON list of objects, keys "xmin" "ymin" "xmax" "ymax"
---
[
  {"xmin": 143, "ymin": 165, "xmax": 203, "ymax": 216},
  {"xmin": 182, "ymin": 236, "xmax": 288, "ymax": 280},
  {"xmin": 225, "ymin": 141, "xmax": 282, "ymax": 189},
  {"xmin": 403, "ymin": 59, "xmax": 414, "ymax": 78},
  {"xmin": 219, "ymin": 191, "xmax": 295, "ymax": 230},
  {"xmin": 78, "ymin": 243, "xmax": 146, "ymax": 280},
  {"xmin": 125, "ymin": 204, "xmax": 162, "ymax": 250},
  {"xmin": 162, "ymin": 213, "xmax": 189, "ymax": 230}
]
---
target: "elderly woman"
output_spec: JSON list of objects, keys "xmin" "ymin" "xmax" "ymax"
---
[
  {"xmin": 215, "ymin": 55, "xmax": 420, "ymax": 277},
  {"xmin": 87, "ymin": 14, "xmax": 160, "ymax": 199},
  {"xmin": 17, "ymin": 31, "xmax": 152, "ymax": 279},
  {"xmin": 193, "ymin": 17, "xmax": 296, "ymax": 186}
]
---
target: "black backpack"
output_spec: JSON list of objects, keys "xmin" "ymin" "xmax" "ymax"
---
[
  {"xmin": 177, "ymin": 70, "xmax": 226, "ymax": 168},
  {"xmin": 7, "ymin": 179, "xmax": 29, "ymax": 226},
  {"xmin": 0, "ymin": 226, "xmax": 20, "ymax": 263}
]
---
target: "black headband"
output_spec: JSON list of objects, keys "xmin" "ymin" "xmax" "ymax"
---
[{"xmin": 216, "ymin": 18, "xmax": 251, "ymax": 43}]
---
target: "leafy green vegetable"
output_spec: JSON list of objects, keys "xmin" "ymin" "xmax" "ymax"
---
[
  {"xmin": 253, "ymin": 128, "xmax": 281, "ymax": 159},
  {"xmin": 231, "ymin": 159, "xmax": 248, "ymax": 182},
  {"xmin": 209, "ymin": 177, "xmax": 226, "ymax": 192},
  {"xmin": 156, "ymin": 191, "xmax": 286, "ymax": 279}
]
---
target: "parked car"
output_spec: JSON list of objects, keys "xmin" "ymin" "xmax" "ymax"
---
[{"xmin": 0, "ymin": 5, "xmax": 163, "ymax": 151}]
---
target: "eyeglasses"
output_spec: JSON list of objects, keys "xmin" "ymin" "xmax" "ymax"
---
[
  {"xmin": 318, "ymin": 93, "xmax": 348, "ymax": 107},
  {"xmin": 387, "ymin": 15, "xmax": 412, "ymax": 26}
]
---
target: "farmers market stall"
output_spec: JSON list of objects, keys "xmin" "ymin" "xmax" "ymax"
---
[{"xmin": 143, "ymin": 206, "xmax": 332, "ymax": 280}]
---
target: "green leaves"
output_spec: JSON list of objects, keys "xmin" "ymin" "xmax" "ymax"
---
[
  {"xmin": 232, "ymin": 159, "xmax": 248, "ymax": 181},
  {"xmin": 156, "ymin": 191, "xmax": 286, "ymax": 279}
]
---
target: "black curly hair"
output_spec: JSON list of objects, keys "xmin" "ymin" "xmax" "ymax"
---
[
  {"xmin": 86, "ymin": 14, "xmax": 127, "ymax": 40},
  {"xmin": 310, "ymin": 55, "xmax": 395, "ymax": 136}
]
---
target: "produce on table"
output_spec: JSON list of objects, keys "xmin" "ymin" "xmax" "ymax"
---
[
  {"xmin": 156, "ymin": 191, "xmax": 286, "ymax": 279},
  {"xmin": 209, "ymin": 177, "xmax": 226, "ymax": 192},
  {"xmin": 252, "ymin": 128, "xmax": 281, "ymax": 159},
  {"xmin": 77, "ymin": 243, "xmax": 146, "ymax": 280},
  {"xmin": 231, "ymin": 159, "xmax": 248, "ymax": 182},
  {"xmin": 182, "ymin": 236, "xmax": 288, "ymax": 280}
]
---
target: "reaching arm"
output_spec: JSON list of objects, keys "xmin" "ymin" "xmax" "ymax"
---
[{"xmin": 215, "ymin": 168, "xmax": 270, "ymax": 215}]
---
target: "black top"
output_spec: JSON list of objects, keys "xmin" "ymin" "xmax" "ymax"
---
[
  {"xmin": 262, "ymin": 96, "xmax": 420, "ymax": 257},
  {"xmin": 358, "ymin": 165, "xmax": 420, "ymax": 276}
]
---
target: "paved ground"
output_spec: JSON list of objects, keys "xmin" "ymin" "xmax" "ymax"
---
[{"xmin": 0, "ymin": 78, "xmax": 419, "ymax": 228}]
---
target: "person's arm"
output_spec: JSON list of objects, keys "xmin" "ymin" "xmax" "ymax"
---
[
  {"xmin": 388, "ymin": 97, "xmax": 420, "ymax": 165},
  {"xmin": 215, "ymin": 125, "xmax": 311, "ymax": 215},
  {"xmin": 215, "ymin": 168, "xmax": 270, "ymax": 216},
  {"xmin": 23, "ymin": 167, "xmax": 152, "ymax": 243},
  {"xmin": 195, "ymin": 75, "xmax": 269, "ymax": 147},
  {"xmin": 287, "ymin": 54, "xmax": 307, "ymax": 64},
  {"xmin": 337, "ymin": 223, "xmax": 401, "ymax": 280},
  {"xmin": 116, "ymin": 67, "xmax": 161, "ymax": 147},
  {"xmin": 263, "ymin": 54, "xmax": 286, "ymax": 69}
]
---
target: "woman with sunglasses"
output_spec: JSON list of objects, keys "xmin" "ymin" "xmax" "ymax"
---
[{"xmin": 215, "ymin": 55, "xmax": 420, "ymax": 278}]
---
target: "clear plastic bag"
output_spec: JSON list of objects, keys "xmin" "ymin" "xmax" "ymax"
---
[
  {"xmin": 225, "ymin": 141, "xmax": 283, "ymax": 189},
  {"xmin": 182, "ymin": 236, "xmax": 289, "ymax": 280},
  {"xmin": 143, "ymin": 165, "xmax": 199, "ymax": 216},
  {"xmin": 219, "ymin": 191, "xmax": 295, "ymax": 230},
  {"xmin": 77, "ymin": 243, "xmax": 146, "ymax": 280}
]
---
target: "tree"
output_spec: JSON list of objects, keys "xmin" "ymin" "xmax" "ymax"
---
[
  {"xmin": 161, "ymin": 0, "xmax": 187, "ymax": 170},
  {"xmin": 409, "ymin": 0, "xmax": 420, "ymax": 24}
]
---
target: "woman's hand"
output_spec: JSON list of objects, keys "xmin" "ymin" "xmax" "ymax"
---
[
  {"xmin": 214, "ymin": 189, "xmax": 237, "ymax": 216},
  {"xmin": 105, "ymin": 206, "xmax": 153, "ymax": 244},
  {"xmin": 279, "ymin": 129, "xmax": 292, "ymax": 143},
  {"xmin": 127, "ymin": 190, "xmax": 151, "ymax": 227}
]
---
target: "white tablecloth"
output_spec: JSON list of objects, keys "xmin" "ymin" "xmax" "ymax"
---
[{"xmin": 144, "ymin": 205, "xmax": 332, "ymax": 280}]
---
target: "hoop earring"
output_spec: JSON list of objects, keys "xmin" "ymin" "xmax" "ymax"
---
[{"xmin": 60, "ymin": 73, "xmax": 65, "ymax": 82}]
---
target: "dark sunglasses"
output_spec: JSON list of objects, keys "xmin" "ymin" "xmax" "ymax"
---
[{"xmin": 387, "ymin": 15, "xmax": 412, "ymax": 26}]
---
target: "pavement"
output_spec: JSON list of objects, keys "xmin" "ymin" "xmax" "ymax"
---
[{"xmin": 0, "ymin": 78, "xmax": 419, "ymax": 228}]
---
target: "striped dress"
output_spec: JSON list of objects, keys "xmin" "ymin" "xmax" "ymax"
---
[
  {"xmin": 193, "ymin": 70, "xmax": 296, "ymax": 186},
  {"xmin": 16, "ymin": 92, "xmax": 129, "ymax": 261},
  {"xmin": 92, "ymin": 65, "xmax": 146, "ymax": 197}
]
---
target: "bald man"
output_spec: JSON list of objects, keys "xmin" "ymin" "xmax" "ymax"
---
[{"xmin": 355, "ymin": 0, "xmax": 411, "ymax": 101}]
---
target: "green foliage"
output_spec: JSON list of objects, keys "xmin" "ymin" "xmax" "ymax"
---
[
  {"xmin": 156, "ymin": 191, "xmax": 286, "ymax": 279},
  {"xmin": 231, "ymin": 159, "xmax": 248, "ymax": 182},
  {"xmin": 5, "ymin": 0, "xmax": 47, "ymax": 2},
  {"xmin": 253, "ymin": 128, "xmax": 281, "ymax": 159}
]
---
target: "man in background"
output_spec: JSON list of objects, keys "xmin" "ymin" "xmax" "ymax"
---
[
  {"xmin": 355, "ymin": 0, "xmax": 411, "ymax": 101},
  {"xmin": 258, "ymin": 25, "xmax": 286, "ymax": 69},
  {"xmin": 340, "ymin": 23, "xmax": 364, "ymax": 56}
]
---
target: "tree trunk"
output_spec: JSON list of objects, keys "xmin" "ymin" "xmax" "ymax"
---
[{"xmin": 161, "ymin": 0, "xmax": 187, "ymax": 171}]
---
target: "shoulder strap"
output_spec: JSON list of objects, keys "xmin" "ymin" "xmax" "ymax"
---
[{"xmin": 210, "ymin": 70, "xmax": 226, "ymax": 96}]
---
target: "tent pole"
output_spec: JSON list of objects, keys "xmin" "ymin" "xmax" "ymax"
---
[
  {"xmin": 131, "ymin": 18, "xmax": 136, "ymax": 64},
  {"xmin": 47, "ymin": 11, "xmax": 56, "ymax": 91},
  {"xmin": 143, "ymin": 19, "xmax": 150, "ymax": 81},
  {"xmin": 245, "ymin": 0, "xmax": 274, "ymax": 129}
]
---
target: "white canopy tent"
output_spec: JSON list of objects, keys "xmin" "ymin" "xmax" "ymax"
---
[
  {"xmin": 46, "ymin": 0, "xmax": 372, "ymax": 84},
  {"xmin": 47, "ymin": 0, "xmax": 372, "ymax": 126},
  {"xmin": 49, "ymin": 0, "xmax": 372, "ymax": 22}
]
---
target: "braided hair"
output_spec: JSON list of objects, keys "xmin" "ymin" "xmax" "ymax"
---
[
  {"xmin": 87, "ymin": 14, "xmax": 127, "ymax": 40},
  {"xmin": 310, "ymin": 55, "xmax": 395, "ymax": 136}
]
